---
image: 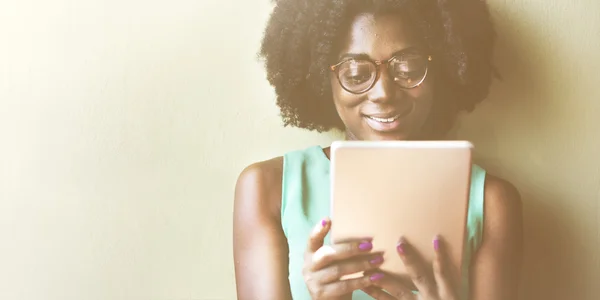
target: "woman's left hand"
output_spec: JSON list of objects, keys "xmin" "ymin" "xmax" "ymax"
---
[{"xmin": 361, "ymin": 236, "xmax": 459, "ymax": 300}]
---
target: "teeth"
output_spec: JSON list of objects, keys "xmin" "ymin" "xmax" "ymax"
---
[{"xmin": 368, "ymin": 115, "xmax": 400, "ymax": 123}]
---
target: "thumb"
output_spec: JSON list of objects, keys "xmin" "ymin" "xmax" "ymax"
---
[{"xmin": 306, "ymin": 217, "xmax": 330, "ymax": 253}]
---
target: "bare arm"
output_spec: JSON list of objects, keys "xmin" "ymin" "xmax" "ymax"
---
[
  {"xmin": 469, "ymin": 175, "xmax": 524, "ymax": 300},
  {"xmin": 233, "ymin": 159, "xmax": 293, "ymax": 299}
]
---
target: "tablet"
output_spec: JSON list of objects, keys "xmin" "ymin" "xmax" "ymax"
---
[{"xmin": 329, "ymin": 140, "xmax": 473, "ymax": 280}]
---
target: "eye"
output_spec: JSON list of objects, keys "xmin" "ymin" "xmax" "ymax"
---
[
  {"xmin": 338, "ymin": 60, "xmax": 376, "ymax": 85},
  {"xmin": 389, "ymin": 54, "xmax": 428, "ymax": 83}
]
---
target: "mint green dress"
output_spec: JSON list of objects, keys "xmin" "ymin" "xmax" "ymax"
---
[{"xmin": 281, "ymin": 145, "xmax": 486, "ymax": 300}]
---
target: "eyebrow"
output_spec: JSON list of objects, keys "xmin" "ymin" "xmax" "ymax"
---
[{"xmin": 338, "ymin": 46, "xmax": 420, "ymax": 61}]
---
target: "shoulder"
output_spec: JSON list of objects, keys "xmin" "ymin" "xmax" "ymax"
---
[
  {"xmin": 480, "ymin": 173, "xmax": 524, "ymax": 256},
  {"xmin": 236, "ymin": 156, "xmax": 284, "ymax": 192},
  {"xmin": 483, "ymin": 174, "xmax": 523, "ymax": 228},
  {"xmin": 234, "ymin": 156, "xmax": 284, "ymax": 220}
]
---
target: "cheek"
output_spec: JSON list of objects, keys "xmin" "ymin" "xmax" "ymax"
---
[
  {"xmin": 409, "ymin": 82, "xmax": 434, "ymax": 115},
  {"xmin": 330, "ymin": 76, "xmax": 363, "ymax": 112}
]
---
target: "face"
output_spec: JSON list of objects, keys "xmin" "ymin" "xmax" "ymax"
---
[{"xmin": 330, "ymin": 12, "xmax": 434, "ymax": 141}]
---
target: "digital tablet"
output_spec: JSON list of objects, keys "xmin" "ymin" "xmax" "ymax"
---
[{"xmin": 329, "ymin": 140, "xmax": 473, "ymax": 280}]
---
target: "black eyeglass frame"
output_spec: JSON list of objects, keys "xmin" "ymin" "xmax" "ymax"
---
[{"xmin": 329, "ymin": 53, "xmax": 433, "ymax": 94}]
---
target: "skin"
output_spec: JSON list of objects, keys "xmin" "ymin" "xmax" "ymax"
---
[{"xmin": 234, "ymin": 12, "xmax": 523, "ymax": 300}]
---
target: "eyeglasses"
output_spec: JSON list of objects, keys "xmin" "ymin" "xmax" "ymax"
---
[{"xmin": 330, "ymin": 52, "xmax": 432, "ymax": 94}]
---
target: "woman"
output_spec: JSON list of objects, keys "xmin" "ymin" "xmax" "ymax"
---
[{"xmin": 233, "ymin": 0, "xmax": 523, "ymax": 299}]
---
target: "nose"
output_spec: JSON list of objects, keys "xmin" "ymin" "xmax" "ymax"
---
[{"xmin": 368, "ymin": 69, "xmax": 396, "ymax": 103}]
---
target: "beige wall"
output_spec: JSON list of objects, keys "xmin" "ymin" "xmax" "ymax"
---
[
  {"xmin": 0, "ymin": 0, "xmax": 597, "ymax": 300},
  {"xmin": 457, "ymin": 1, "xmax": 600, "ymax": 299}
]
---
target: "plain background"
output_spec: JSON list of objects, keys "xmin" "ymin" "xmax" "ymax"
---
[{"xmin": 1, "ymin": 0, "xmax": 598, "ymax": 299}]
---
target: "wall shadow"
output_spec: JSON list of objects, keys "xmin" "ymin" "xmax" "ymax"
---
[{"xmin": 455, "ymin": 4, "xmax": 595, "ymax": 300}]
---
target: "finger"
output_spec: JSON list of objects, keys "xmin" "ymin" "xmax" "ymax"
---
[
  {"xmin": 396, "ymin": 237, "xmax": 436, "ymax": 297},
  {"xmin": 369, "ymin": 272, "xmax": 417, "ymax": 300},
  {"xmin": 306, "ymin": 217, "xmax": 331, "ymax": 253},
  {"xmin": 360, "ymin": 287, "xmax": 396, "ymax": 300},
  {"xmin": 432, "ymin": 236, "xmax": 457, "ymax": 299},
  {"xmin": 311, "ymin": 238, "xmax": 374, "ymax": 271},
  {"xmin": 319, "ymin": 273, "xmax": 382, "ymax": 297},
  {"xmin": 314, "ymin": 253, "xmax": 384, "ymax": 283}
]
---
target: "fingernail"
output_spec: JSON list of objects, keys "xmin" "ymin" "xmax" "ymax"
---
[
  {"xmin": 359, "ymin": 241, "xmax": 373, "ymax": 251},
  {"xmin": 369, "ymin": 256, "xmax": 384, "ymax": 265},
  {"xmin": 396, "ymin": 241, "xmax": 405, "ymax": 254},
  {"xmin": 370, "ymin": 273, "xmax": 384, "ymax": 281},
  {"xmin": 321, "ymin": 219, "xmax": 327, "ymax": 227},
  {"xmin": 433, "ymin": 236, "xmax": 440, "ymax": 251}
]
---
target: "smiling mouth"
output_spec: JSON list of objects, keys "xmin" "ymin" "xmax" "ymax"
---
[
  {"xmin": 364, "ymin": 104, "xmax": 413, "ymax": 124},
  {"xmin": 366, "ymin": 114, "xmax": 401, "ymax": 123}
]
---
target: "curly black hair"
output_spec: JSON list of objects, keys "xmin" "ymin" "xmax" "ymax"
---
[{"xmin": 259, "ymin": 0, "xmax": 497, "ymax": 138}]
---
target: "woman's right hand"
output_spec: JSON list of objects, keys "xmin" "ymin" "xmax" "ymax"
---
[{"xmin": 302, "ymin": 218, "xmax": 385, "ymax": 299}]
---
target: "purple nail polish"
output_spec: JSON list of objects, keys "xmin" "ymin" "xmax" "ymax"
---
[
  {"xmin": 433, "ymin": 238, "xmax": 440, "ymax": 251},
  {"xmin": 396, "ymin": 242, "xmax": 405, "ymax": 254},
  {"xmin": 370, "ymin": 273, "xmax": 384, "ymax": 281},
  {"xmin": 369, "ymin": 256, "xmax": 384, "ymax": 265},
  {"xmin": 359, "ymin": 241, "xmax": 373, "ymax": 251},
  {"xmin": 321, "ymin": 219, "xmax": 327, "ymax": 227}
]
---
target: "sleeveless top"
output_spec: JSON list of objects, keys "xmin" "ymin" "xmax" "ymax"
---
[{"xmin": 281, "ymin": 145, "xmax": 486, "ymax": 300}]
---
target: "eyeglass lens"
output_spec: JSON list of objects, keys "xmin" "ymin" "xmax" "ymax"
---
[{"xmin": 336, "ymin": 53, "xmax": 428, "ymax": 93}]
